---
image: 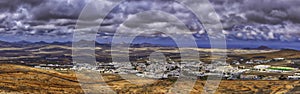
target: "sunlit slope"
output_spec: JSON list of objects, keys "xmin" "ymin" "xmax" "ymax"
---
[
  {"xmin": 0, "ymin": 64, "xmax": 83, "ymax": 94},
  {"xmin": 0, "ymin": 64, "xmax": 299, "ymax": 94}
]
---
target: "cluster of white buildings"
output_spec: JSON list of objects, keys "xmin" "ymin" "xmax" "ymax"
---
[
  {"xmin": 288, "ymin": 73, "xmax": 300, "ymax": 80},
  {"xmin": 33, "ymin": 57, "xmax": 300, "ymax": 80},
  {"xmin": 69, "ymin": 61, "xmax": 206, "ymax": 79},
  {"xmin": 253, "ymin": 65, "xmax": 297, "ymax": 73},
  {"xmin": 233, "ymin": 58, "xmax": 286, "ymax": 65},
  {"xmin": 34, "ymin": 64, "xmax": 72, "ymax": 71}
]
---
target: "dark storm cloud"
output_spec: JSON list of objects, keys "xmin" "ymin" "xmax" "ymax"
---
[
  {"xmin": 0, "ymin": 0, "xmax": 91, "ymax": 41},
  {"xmin": 0, "ymin": 0, "xmax": 45, "ymax": 12},
  {"xmin": 0, "ymin": 0, "xmax": 86, "ymax": 20},
  {"xmin": 208, "ymin": 0, "xmax": 300, "ymax": 41},
  {"xmin": 31, "ymin": 0, "xmax": 86, "ymax": 20},
  {"xmin": 214, "ymin": 0, "xmax": 300, "ymax": 24},
  {"xmin": 1, "ymin": 0, "xmax": 300, "ymax": 42},
  {"xmin": 95, "ymin": 0, "xmax": 208, "ymax": 39}
]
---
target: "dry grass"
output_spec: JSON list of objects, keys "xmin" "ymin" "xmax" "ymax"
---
[
  {"xmin": 0, "ymin": 64, "xmax": 83, "ymax": 94},
  {"xmin": 239, "ymin": 49, "xmax": 300, "ymax": 59},
  {"xmin": 0, "ymin": 64, "xmax": 299, "ymax": 94}
]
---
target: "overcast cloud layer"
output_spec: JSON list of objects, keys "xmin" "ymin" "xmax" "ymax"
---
[{"xmin": 0, "ymin": 0, "xmax": 300, "ymax": 42}]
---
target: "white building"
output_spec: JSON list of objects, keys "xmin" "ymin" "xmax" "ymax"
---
[
  {"xmin": 253, "ymin": 65, "xmax": 271, "ymax": 72},
  {"xmin": 288, "ymin": 76, "xmax": 300, "ymax": 80},
  {"xmin": 273, "ymin": 58, "xmax": 285, "ymax": 61}
]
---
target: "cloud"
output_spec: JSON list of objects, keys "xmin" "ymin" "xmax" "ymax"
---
[
  {"xmin": 225, "ymin": 21, "xmax": 300, "ymax": 41},
  {"xmin": 0, "ymin": 0, "xmax": 300, "ymax": 42},
  {"xmin": 214, "ymin": 0, "xmax": 300, "ymax": 24},
  {"xmin": 117, "ymin": 11, "xmax": 195, "ymax": 37},
  {"xmin": 29, "ymin": 0, "xmax": 86, "ymax": 20},
  {"xmin": 0, "ymin": 0, "xmax": 116, "ymax": 40},
  {"xmin": 205, "ymin": 0, "xmax": 300, "ymax": 42},
  {"xmin": 0, "ymin": 0, "xmax": 46, "ymax": 12}
]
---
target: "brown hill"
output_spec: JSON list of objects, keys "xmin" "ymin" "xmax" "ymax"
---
[
  {"xmin": 0, "ymin": 64, "xmax": 299, "ymax": 94},
  {"xmin": 0, "ymin": 64, "xmax": 83, "ymax": 94},
  {"xmin": 241, "ymin": 49, "xmax": 300, "ymax": 59}
]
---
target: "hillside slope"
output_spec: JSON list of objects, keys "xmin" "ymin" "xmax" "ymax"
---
[
  {"xmin": 0, "ymin": 64, "xmax": 83, "ymax": 94},
  {"xmin": 0, "ymin": 64, "xmax": 299, "ymax": 94}
]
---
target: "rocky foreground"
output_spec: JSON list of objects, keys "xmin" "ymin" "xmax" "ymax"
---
[{"xmin": 0, "ymin": 64, "xmax": 299, "ymax": 94}]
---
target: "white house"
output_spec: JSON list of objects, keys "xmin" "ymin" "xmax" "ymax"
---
[{"xmin": 253, "ymin": 65, "xmax": 271, "ymax": 72}]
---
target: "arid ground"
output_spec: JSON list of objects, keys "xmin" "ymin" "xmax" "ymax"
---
[{"xmin": 0, "ymin": 64, "xmax": 299, "ymax": 94}]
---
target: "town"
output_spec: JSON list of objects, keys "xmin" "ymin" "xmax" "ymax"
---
[{"xmin": 31, "ymin": 57, "xmax": 300, "ymax": 80}]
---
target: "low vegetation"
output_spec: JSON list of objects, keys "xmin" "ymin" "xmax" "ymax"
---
[{"xmin": 0, "ymin": 64, "xmax": 299, "ymax": 94}]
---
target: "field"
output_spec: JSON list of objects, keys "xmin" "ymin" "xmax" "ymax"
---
[{"xmin": 0, "ymin": 64, "xmax": 299, "ymax": 94}]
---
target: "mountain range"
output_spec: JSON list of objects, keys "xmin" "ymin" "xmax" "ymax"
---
[{"xmin": 0, "ymin": 40, "xmax": 298, "ymax": 51}]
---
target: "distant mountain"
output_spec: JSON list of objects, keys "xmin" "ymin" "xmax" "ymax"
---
[
  {"xmin": 0, "ymin": 40, "xmax": 14, "ymax": 47},
  {"xmin": 52, "ymin": 41, "xmax": 72, "ymax": 46},
  {"xmin": 0, "ymin": 40, "xmax": 63, "ymax": 47},
  {"xmin": 256, "ymin": 46, "xmax": 272, "ymax": 50},
  {"xmin": 131, "ymin": 43, "xmax": 165, "ymax": 48},
  {"xmin": 14, "ymin": 40, "xmax": 32, "ymax": 46},
  {"xmin": 243, "ymin": 45, "xmax": 272, "ymax": 50},
  {"xmin": 0, "ymin": 40, "xmax": 299, "ymax": 51},
  {"xmin": 280, "ymin": 48, "xmax": 299, "ymax": 52}
]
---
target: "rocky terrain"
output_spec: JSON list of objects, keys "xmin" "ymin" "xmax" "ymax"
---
[{"xmin": 0, "ymin": 64, "xmax": 299, "ymax": 94}]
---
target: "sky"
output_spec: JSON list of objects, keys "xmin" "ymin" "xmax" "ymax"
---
[{"xmin": 0, "ymin": 0, "xmax": 300, "ymax": 48}]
